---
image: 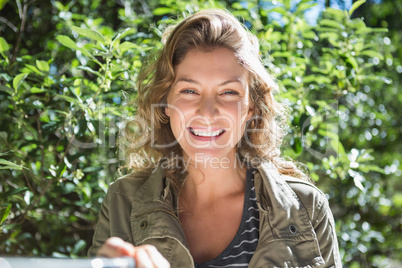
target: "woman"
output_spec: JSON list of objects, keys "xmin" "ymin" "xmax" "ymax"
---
[{"xmin": 88, "ymin": 9, "xmax": 341, "ymax": 268}]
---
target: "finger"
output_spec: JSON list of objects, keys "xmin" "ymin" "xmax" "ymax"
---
[
  {"xmin": 135, "ymin": 247, "xmax": 154, "ymax": 268},
  {"xmin": 119, "ymin": 241, "xmax": 136, "ymax": 256},
  {"xmin": 97, "ymin": 237, "xmax": 135, "ymax": 257},
  {"xmin": 97, "ymin": 243, "xmax": 121, "ymax": 258},
  {"xmin": 144, "ymin": 245, "xmax": 170, "ymax": 268},
  {"xmin": 107, "ymin": 237, "xmax": 135, "ymax": 256}
]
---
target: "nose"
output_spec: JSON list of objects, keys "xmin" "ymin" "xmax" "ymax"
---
[{"xmin": 197, "ymin": 94, "xmax": 218, "ymax": 118}]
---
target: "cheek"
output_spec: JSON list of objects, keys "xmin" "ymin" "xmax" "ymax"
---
[
  {"xmin": 223, "ymin": 100, "xmax": 251, "ymax": 119},
  {"xmin": 168, "ymin": 108, "xmax": 187, "ymax": 137},
  {"xmin": 167, "ymin": 98, "xmax": 192, "ymax": 114}
]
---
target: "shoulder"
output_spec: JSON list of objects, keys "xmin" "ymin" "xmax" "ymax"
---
[
  {"xmin": 283, "ymin": 175, "xmax": 325, "ymax": 199},
  {"xmin": 282, "ymin": 175, "xmax": 329, "ymax": 222},
  {"xmin": 108, "ymin": 169, "xmax": 154, "ymax": 197},
  {"xmin": 282, "ymin": 176, "xmax": 340, "ymax": 265}
]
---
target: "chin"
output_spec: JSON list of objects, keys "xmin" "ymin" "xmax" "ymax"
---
[{"xmin": 184, "ymin": 147, "xmax": 237, "ymax": 165}]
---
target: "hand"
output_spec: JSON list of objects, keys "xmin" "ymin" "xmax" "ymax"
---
[{"xmin": 97, "ymin": 237, "xmax": 170, "ymax": 268}]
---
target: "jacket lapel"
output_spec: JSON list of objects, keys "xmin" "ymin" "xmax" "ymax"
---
[
  {"xmin": 256, "ymin": 161, "xmax": 315, "ymax": 240},
  {"xmin": 129, "ymin": 166, "xmax": 194, "ymax": 267}
]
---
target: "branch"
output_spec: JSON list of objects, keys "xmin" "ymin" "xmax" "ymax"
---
[
  {"xmin": 11, "ymin": 0, "xmax": 29, "ymax": 64},
  {"xmin": 22, "ymin": 168, "xmax": 35, "ymax": 194},
  {"xmin": 138, "ymin": 0, "xmax": 151, "ymax": 16},
  {"xmin": 0, "ymin": 16, "xmax": 18, "ymax": 32},
  {"xmin": 35, "ymin": 114, "xmax": 44, "ymax": 180},
  {"xmin": 16, "ymin": 0, "xmax": 23, "ymax": 18}
]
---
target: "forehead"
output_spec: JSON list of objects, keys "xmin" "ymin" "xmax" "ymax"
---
[{"xmin": 173, "ymin": 47, "xmax": 248, "ymax": 83}]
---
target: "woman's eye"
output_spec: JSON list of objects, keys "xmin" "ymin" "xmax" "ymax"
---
[
  {"xmin": 221, "ymin": 90, "xmax": 239, "ymax": 95},
  {"xmin": 180, "ymin": 89, "xmax": 198, "ymax": 94}
]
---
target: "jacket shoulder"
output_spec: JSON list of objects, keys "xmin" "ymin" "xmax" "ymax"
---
[
  {"xmin": 282, "ymin": 175, "xmax": 328, "ymax": 222},
  {"xmin": 282, "ymin": 176, "xmax": 341, "ymax": 266},
  {"xmin": 109, "ymin": 169, "xmax": 153, "ymax": 197},
  {"xmin": 283, "ymin": 175, "xmax": 324, "ymax": 196}
]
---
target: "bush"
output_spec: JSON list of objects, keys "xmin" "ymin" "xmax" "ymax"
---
[{"xmin": 1, "ymin": 0, "xmax": 401, "ymax": 265}]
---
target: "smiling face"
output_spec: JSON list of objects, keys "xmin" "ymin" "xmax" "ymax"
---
[{"xmin": 165, "ymin": 47, "xmax": 254, "ymax": 164}]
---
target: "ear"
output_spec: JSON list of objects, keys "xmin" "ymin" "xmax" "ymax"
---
[
  {"xmin": 246, "ymin": 103, "xmax": 254, "ymax": 121},
  {"xmin": 165, "ymin": 105, "xmax": 170, "ymax": 117}
]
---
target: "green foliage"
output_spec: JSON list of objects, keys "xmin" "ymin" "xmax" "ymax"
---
[{"xmin": 0, "ymin": 0, "xmax": 401, "ymax": 266}]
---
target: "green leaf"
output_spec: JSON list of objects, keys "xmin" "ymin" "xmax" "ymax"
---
[
  {"xmin": 370, "ymin": 28, "xmax": 388, "ymax": 33},
  {"xmin": 301, "ymin": 31, "xmax": 316, "ymax": 39},
  {"xmin": 152, "ymin": 7, "xmax": 172, "ymax": 16},
  {"xmin": 360, "ymin": 50, "xmax": 384, "ymax": 60},
  {"xmin": 56, "ymin": 94, "xmax": 78, "ymax": 104},
  {"xmin": 30, "ymin": 87, "xmax": 46, "ymax": 93},
  {"xmin": 292, "ymin": 137, "xmax": 302, "ymax": 154},
  {"xmin": 345, "ymin": 54, "xmax": 359, "ymax": 70},
  {"xmin": 112, "ymin": 28, "xmax": 136, "ymax": 43},
  {"xmin": 303, "ymin": 75, "xmax": 331, "ymax": 84},
  {"xmin": 319, "ymin": 19, "xmax": 343, "ymax": 29},
  {"xmin": 0, "ymin": 85, "xmax": 14, "ymax": 95},
  {"xmin": 56, "ymin": 35, "xmax": 92, "ymax": 57},
  {"xmin": 269, "ymin": 7, "xmax": 288, "ymax": 15},
  {"xmin": 349, "ymin": 0, "xmax": 366, "ymax": 16},
  {"xmin": 265, "ymin": 30, "xmax": 282, "ymax": 41},
  {"xmin": 74, "ymin": 86, "xmax": 81, "ymax": 97},
  {"xmin": 232, "ymin": 2, "xmax": 245, "ymax": 10},
  {"xmin": 330, "ymin": 138, "xmax": 345, "ymax": 156},
  {"xmin": 71, "ymin": 26, "xmax": 106, "ymax": 44},
  {"xmin": 0, "ymin": 204, "xmax": 12, "ymax": 224},
  {"xmin": 52, "ymin": 252, "xmax": 69, "ymax": 258},
  {"xmin": 316, "ymin": 27, "xmax": 339, "ymax": 33},
  {"xmin": 56, "ymin": 162, "xmax": 67, "ymax": 178},
  {"xmin": 0, "ymin": 187, "xmax": 29, "ymax": 199},
  {"xmin": 36, "ymin": 60, "xmax": 50, "ymax": 72},
  {"xmin": 296, "ymin": 3, "xmax": 318, "ymax": 14},
  {"xmin": 53, "ymin": 1, "xmax": 65, "ymax": 11},
  {"xmin": 350, "ymin": 18, "xmax": 367, "ymax": 30},
  {"xmin": 271, "ymin": 51, "xmax": 292, "ymax": 58},
  {"xmin": 94, "ymin": 51, "xmax": 113, "ymax": 58},
  {"xmin": 77, "ymin": 66, "xmax": 101, "ymax": 76},
  {"xmin": 118, "ymin": 41, "xmax": 142, "ymax": 53},
  {"xmin": 393, "ymin": 194, "xmax": 402, "ymax": 207},
  {"xmin": 0, "ymin": 0, "xmax": 10, "ymax": 11},
  {"xmin": 23, "ymin": 64, "xmax": 42, "ymax": 75},
  {"xmin": 0, "ymin": 159, "xmax": 25, "ymax": 170},
  {"xmin": 356, "ymin": 149, "xmax": 375, "ymax": 162},
  {"xmin": 0, "ymin": 37, "xmax": 10, "ymax": 52},
  {"xmin": 1, "ymin": 224, "xmax": 18, "ymax": 230},
  {"xmin": 82, "ymin": 166, "xmax": 102, "ymax": 173},
  {"xmin": 318, "ymin": 126, "xmax": 338, "ymax": 141},
  {"xmin": 0, "ymin": 73, "xmax": 12, "ymax": 81},
  {"xmin": 325, "ymin": 8, "xmax": 345, "ymax": 19},
  {"xmin": 310, "ymin": 172, "xmax": 319, "ymax": 182},
  {"xmin": 12, "ymin": 73, "xmax": 28, "ymax": 91},
  {"xmin": 72, "ymin": 240, "xmax": 87, "ymax": 254},
  {"xmin": 57, "ymin": 35, "xmax": 80, "ymax": 50},
  {"xmin": 358, "ymin": 164, "xmax": 384, "ymax": 174}
]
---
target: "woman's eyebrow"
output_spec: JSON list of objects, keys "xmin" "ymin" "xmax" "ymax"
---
[
  {"xmin": 174, "ymin": 78, "xmax": 244, "ymax": 87},
  {"xmin": 218, "ymin": 78, "xmax": 244, "ymax": 87},
  {"xmin": 174, "ymin": 78, "xmax": 200, "ymax": 86}
]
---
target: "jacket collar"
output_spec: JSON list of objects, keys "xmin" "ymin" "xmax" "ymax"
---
[
  {"xmin": 132, "ymin": 166, "xmax": 170, "ymax": 203},
  {"xmin": 131, "ymin": 160, "xmax": 314, "ymax": 240}
]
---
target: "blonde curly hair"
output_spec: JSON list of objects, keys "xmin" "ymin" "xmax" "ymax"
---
[{"xmin": 122, "ymin": 9, "xmax": 309, "ymax": 192}]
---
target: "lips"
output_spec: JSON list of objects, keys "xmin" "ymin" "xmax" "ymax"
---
[{"xmin": 188, "ymin": 127, "xmax": 226, "ymax": 138}]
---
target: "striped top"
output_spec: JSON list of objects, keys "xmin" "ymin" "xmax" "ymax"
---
[{"xmin": 195, "ymin": 169, "xmax": 260, "ymax": 268}]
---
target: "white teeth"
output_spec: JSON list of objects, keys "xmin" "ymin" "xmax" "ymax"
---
[{"xmin": 191, "ymin": 128, "xmax": 223, "ymax": 137}]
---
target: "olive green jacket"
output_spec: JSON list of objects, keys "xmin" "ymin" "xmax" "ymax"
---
[{"xmin": 88, "ymin": 161, "xmax": 341, "ymax": 267}]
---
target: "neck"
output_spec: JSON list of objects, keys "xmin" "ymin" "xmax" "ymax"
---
[{"xmin": 180, "ymin": 153, "xmax": 247, "ymax": 205}]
